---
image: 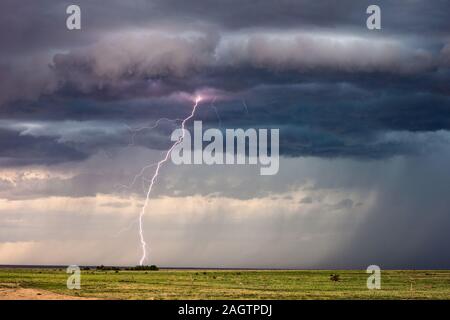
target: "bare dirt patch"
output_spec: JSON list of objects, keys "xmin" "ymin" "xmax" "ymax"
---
[{"xmin": 0, "ymin": 283, "xmax": 94, "ymax": 300}]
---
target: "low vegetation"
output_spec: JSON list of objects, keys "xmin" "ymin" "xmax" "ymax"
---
[{"xmin": 0, "ymin": 268, "xmax": 449, "ymax": 300}]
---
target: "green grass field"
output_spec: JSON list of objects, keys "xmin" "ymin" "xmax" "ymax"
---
[{"xmin": 1, "ymin": 268, "xmax": 449, "ymax": 299}]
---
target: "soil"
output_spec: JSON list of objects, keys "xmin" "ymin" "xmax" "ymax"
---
[{"xmin": 0, "ymin": 283, "xmax": 94, "ymax": 300}]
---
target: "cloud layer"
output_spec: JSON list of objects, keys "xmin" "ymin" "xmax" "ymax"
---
[{"xmin": 0, "ymin": 0, "xmax": 450, "ymax": 267}]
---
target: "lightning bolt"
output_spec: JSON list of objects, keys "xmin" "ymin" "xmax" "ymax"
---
[
  {"xmin": 242, "ymin": 99, "xmax": 249, "ymax": 115},
  {"xmin": 210, "ymin": 96, "xmax": 222, "ymax": 128},
  {"xmin": 138, "ymin": 95, "xmax": 202, "ymax": 265},
  {"xmin": 125, "ymin": 118, "xmax": 183, "ymax": 147}
]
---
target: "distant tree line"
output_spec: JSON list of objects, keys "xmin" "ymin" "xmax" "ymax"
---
[{"xmin": 80, "ymin": 265, "xmax": 160, "ymax": 271}]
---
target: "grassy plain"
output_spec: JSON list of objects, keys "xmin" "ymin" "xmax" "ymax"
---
[{"xmin": 0, "ymin": 268, "xmax": 449, "ymax": 299}]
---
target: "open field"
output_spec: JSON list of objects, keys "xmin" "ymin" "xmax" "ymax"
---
[{"xmin": 0, "ymin": 268, "xmax": 449, "ymax": 300}]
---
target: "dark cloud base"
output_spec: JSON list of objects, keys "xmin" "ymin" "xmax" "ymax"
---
[{"xmin": 0, "ymin": 1, "xmax": 450, "ymax": 268}]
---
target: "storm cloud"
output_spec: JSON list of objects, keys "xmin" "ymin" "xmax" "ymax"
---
[{"xmin": 0, "ymin": 0, "xmax": 449, "ymax": 268}]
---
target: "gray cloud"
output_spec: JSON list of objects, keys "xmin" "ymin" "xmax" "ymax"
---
[
  {"xmin": 1, "ymin": 0, "xmax": 450, "ymax": 268},
  {"xmin": 300, "ymin": 196, "xmax": 313, "ymax": 204},
  {"xmin": 0, "ymin": 129, "xmax": 87, "ymax": 166},
  {"xmin": 15, "ymin": 30, "xmax": 442, "ymax": 104},
  {"xmin": 1, "ymin": 152, "xmax": 449, "ymax": 268}
]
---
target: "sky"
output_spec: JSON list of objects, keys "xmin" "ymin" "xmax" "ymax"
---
[{"xmin": 0, "ymin": 0, "xmax": 450, "ymax": 268}]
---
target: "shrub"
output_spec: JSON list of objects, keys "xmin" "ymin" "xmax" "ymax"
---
[
  {"xmin": 330, "ymin": 274, "xmax": 340, "ymax": 282},
  {"xmin": 130, "ymin": 265, "xmax": 159, "ymax": 271}
]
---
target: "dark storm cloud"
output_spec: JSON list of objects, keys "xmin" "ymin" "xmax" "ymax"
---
[
  {"xmin": 4, "ymin": 0, "xmax": 445, "ymax": 39},
  {"xmin": 0, "ymin": 0, "xmax": 449, "ymax": 164},
  {"xmin": 2, "ymin": 75, "xmax": 450, "ymax": 162},
  {"xmin": 1, "ymin": 0, "xmax": 450, "ymax": 269},
  {"xmin": 323, "ymin": 149, "xmax": 450, "ymax": 269},
  {"xmin": 2, "ymin": 0, "xmax": 448, "ymax": 55},
  {"xmin": 1, "ymin": 0, "xmax": 449, "ymax": 103},
  {"xmin": 152, "ymin": 0, "xmax": 450, "ymax": 36},
  {"xmin": 0, "ymin": 129, "xmax": 87, "ymax": 166}
]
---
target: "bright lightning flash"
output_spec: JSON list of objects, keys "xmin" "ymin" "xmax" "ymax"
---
[{"xmin": 138, "ymin": 95, "xmax": 202, "ymax": 266}]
